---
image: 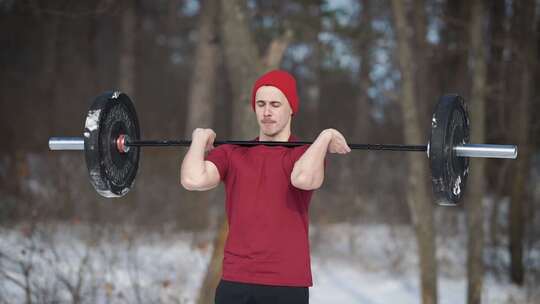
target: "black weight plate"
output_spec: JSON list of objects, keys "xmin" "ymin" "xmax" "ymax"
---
[
  {"xmin": 83, "ymin": 91, "xmax": 140, "ymax": 197},
  {"xmin": 429, "ymin": 95, "xmax": 470, "ymax": 206}
]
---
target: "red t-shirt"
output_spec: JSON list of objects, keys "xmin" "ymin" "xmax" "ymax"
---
[{"xmin": 205, "ymin": 135, "xmax": 314, "ymax": 287}]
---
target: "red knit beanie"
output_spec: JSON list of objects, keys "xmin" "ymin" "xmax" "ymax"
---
[{"xmin": 251, "ymin": 70, "xmax": 299, "ymax": 114}]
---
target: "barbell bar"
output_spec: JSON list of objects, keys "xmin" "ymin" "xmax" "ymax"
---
[
  {"xmin": 49, "ymin": 138, "xmax": 517, "ymax": 159},
  {"xmin": 47, "ymin": 91, "xmax": 517, "ymax": 205}
]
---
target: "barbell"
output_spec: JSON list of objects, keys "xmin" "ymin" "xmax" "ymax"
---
[{"xmin": 48, "ymin": 91, "xmax": 517, "ymax": 206}]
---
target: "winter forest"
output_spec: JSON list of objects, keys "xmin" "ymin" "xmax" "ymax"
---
[{"xmin": 1, "ymin": 0, "xmax": 539, "ymax": 303}]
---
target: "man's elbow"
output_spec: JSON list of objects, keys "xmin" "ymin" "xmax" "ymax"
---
[
  {"xmin": 180, "ymin": 176, "xmax": 196, "ymax": 191},
  {"xmin": 180, "ymin": 175, "xmax": 206, "ymax": 191},
  {"xmin": 291, "ymin": 173, "xmax": 323, "ymax": 191}
]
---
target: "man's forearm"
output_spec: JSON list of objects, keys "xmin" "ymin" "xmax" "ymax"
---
[
  {"xmin": 180, "ymin": 138, "xmax": 209, "ymax": 186},
  {"xmin": 290, "ymin": 130, "xmax": 332, "ymax": 190}
]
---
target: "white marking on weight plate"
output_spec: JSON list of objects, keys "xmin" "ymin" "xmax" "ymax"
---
[
  {"xmin": 97, "ymin": 189, "xmax": 119, "ymax": 198},
  {"xmin": 112, "ymin": 91, "xmax": 120, "ymax": 99},
  {"xmin": 452, "ymin": 176, "xmax": 461, "ymax": 196},
  {"xmin": 90, "ymin": 170, "xmax": 120, "ymax": 198},
  {"xmin": 84, "ymin": 131, "xmax": 90, "ymax": 138},
  {"xmin": 432, "ymin": 117, "xmax": 437, "ymax": 128},
  {"xmin": 85, "ymin": 109, "xmax": 101, "ymax": 131}
]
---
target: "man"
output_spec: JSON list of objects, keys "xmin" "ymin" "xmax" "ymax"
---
[{"xmin": 180, "ymin": 70, "xmax": 350, "ymax": 304}]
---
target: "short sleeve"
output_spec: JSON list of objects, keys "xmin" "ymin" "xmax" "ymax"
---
[{"xmin": 205, "ymin": 145, "xmax": 232, "ymax": 181}]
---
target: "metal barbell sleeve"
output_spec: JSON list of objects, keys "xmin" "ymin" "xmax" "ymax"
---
[
  {"xmin": 48, "ymin": 137, "xmax": 84, "ymax": 150},
  {"xmin": 453, "ymin": 144, "xmax": 517, "ymax": 159}
]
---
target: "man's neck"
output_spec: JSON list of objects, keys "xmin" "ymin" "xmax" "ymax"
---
[{"xmin": 259, "ymin": 129, "xmax": 291, "ymax": 142}]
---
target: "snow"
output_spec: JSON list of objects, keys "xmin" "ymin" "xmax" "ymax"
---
[
  {"xmin": 0, "ymin": 224, "xmax": 211, "ymax": 303},
  {"xmin": 85, "ymin": 109, "xmax": 101, "ymax": 132},
  {"xmin": 0, "ymin": 222, "xmax": 535, "ymax": 303}
]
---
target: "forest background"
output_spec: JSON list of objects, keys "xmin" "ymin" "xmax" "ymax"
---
[{"xmin": 1, "ymin": 0, "xmax": 539, "ymax": 303}]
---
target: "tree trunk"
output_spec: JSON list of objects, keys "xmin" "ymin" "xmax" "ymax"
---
[
  {"xmin": 440, "ymin": 0, "xmax": 470, "ymax": 96},
  {"xmin": 119, "ymin": 0, "xmax": 136, "ymax": 95},
  {"xmin": 309, "ymin": 3, "xmax": 323, "ymax": 136},
  {"xmin": 354, "ymin": 0, "xmax": 373, "ymax": 146},
  {"xmin": 391, "ymin": 1, "xmax": 437, "ymax": 304},
  {"xmin": 219, "ymin": 0, "xmax": 262, "ymax": 138},
  {"xmin": 185, "ymin": 0, "xmax": 220, "ymax": 132},
  {"xmin": 508, "ymin": 0, "xmax": 536, "ymax": 286},
  {"xmin": 118, "ymin": 0, "xmax": 137, "ymax": 218},
  {"xmin": 412, "ymin": 0, "xmax": 431, "ymax": 124},
  {"xmin": 196, "ymin": 1, "xmax": 292, "ymax": 303},
  {"xmin": 196, "ymin": 219, "xmax": 229, "ymax": 304},
  {"xmin": 188, "ymin": 2, "xmax": 220, "ymax": 303},
  {"xmin": 486, "ymin": 0, "xmax": 507, "ymax": 258},
  {"xmin": 348, "ymin": 0, "xmax": 374, "ymax": 223},
  {"xmin": 262, "ymin": 29, "xmax": 293, "ymax": 70},
  {"xmin": 466, "ymin": 1, "xmax": 487, "ymax": 303}
]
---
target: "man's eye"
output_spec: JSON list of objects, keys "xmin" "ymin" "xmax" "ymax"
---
[{"xmin": 271, "ymin": 102, "xmax": 280, "ymax": 107}]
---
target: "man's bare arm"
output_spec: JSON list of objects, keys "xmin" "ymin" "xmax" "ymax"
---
[
  {"xmin": 291, "ymin": 129, "xmax": 350, "ymax": 190},
  {"xmin": 180, "ymin": 128, "xmax": 221, "ymax": 191}
]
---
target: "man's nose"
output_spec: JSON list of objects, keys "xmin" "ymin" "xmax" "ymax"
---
[{"xmin": 263, "ymin": 105, "xmax": 271, "ymax": 116}]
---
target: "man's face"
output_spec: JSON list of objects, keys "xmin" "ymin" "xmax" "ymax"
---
[{"xmin": 255, "ymin": 86, "xmax": 293, "ymax": 137}]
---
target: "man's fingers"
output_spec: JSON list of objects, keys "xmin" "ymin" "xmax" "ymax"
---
[
  {"xmin": 340, "ymin": 142, "xmax": 351, "ymax": 154},
  {"xmin": 337, "ymin": 138, "xmax": 349, "ymax": 152},
  {"xmin": 328, "ymin": 130, "xmax": 351, "ymax": 154}
]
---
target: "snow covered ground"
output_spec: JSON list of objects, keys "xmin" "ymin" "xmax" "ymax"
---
[{"xmin": 0, "ymin": 222, "xmax": 536, "ymax": 303}]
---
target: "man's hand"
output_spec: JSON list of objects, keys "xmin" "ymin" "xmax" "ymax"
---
[
  {"xmin": 321, "ymin": 128, "xmax": 351, "ymax": 154},
  {"xmin": 192, "ymin": 128, "xmax": 216, "ymax": 152}
]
